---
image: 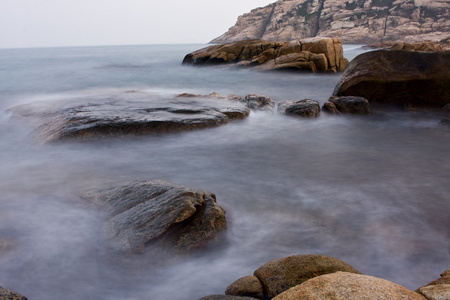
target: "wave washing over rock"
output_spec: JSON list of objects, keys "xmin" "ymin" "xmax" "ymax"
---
[{"xmin": 211, "ymin": 0, "xmax": 450, "ymax": 44}]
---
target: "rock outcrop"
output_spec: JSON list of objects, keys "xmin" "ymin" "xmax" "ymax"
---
[
  {"xmin": 211, "ymin": 0, "xmax": 450, "ymax": 44},
  {"xmin": 273, "ymin": 272, "xmax": 426, "ymax": 300},
  {"xmin": 9, "ymin": 90, "xmax": 275, "ymax": 144},
  {"xmin": 183, "ymin": 38, "xmax": 348, "ymax": 73},
  {"xmin": 83, "ymin": 180, "xmax": 227, "ymax": 254},
  {"xmin": 417, "ymin": 269, "xmax": 450, "ymax": 300},
  {"xmin": 0, "ymin": 287, "xmax": 28, "ymax": 300},
  {"xmin": 278, "ymin": 99, "xmax": 321, "ymax": 117},
  {"xmin": 332, "ymin": 49, "xmax": 450, "ymax": 109}
]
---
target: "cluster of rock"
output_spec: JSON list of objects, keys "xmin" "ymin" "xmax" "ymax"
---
[
  {"xmin": 9, "ymin": 91, "xmax": 274, "ymax": 144},
  {"xmin": 183, "ymin": 38, "xmax": 348, "ymax": 73},
  {"xmin": 211, "ymin": 0, "xmax": 450, "ymax": 44},
  {"xmin": 199, "ymin": 254, "xmax": 450, "ymax": 300}
]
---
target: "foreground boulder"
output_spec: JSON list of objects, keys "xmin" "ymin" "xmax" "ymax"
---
[
  {"xmin": 9, "ymin": 90, "xmax": 255, "ymax": 144},
  {"xmin": 417, "ymin": 269, "xmax": 450, "ymax": 300},
  {"xmin": 278, "ymin": 100, "xmax": 321, "ymax": 118},
  {"xmin": 273, "ymin": 272, "xmax": 426, "ymax": 300},
  {"xmin": 183, "ymin": 38, "xmax": 348, "ymax": 73},
  {"xmin": 83, "ymin": 180, "xmax": 227, "ymax": 254},
  {"xmin": 333, "ymin": 50, "xmax": 450, "ymax": 109},
  {"xmin": 0, "ymin": 287, "xmax": 28, "ymax": 300},
  {"xmin": 323, "ymin": 96, "xmax": 371, "ymax": 115},
  {"xmin": 224, "ymin": 254, "xmax": 360, "ymax": 299}
]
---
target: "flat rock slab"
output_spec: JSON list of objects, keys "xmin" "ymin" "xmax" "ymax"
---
[
  {"xmin": 9, "ymin": 90, "xmax": 252, "ymax": 144},
  {"xmin": 83, "ymin": 180, "xmax": 227, "ymax": 255}
]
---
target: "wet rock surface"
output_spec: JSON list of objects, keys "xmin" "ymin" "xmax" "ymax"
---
[
  {"xmin": 324, "ymin": 96, "xmax": 371, "ymax": 114},
  {"xmin": 333, "ymin": 50, "xmax": 450, "ymax": 109},
  {"xmin": 83, "ymin": 180, "xmax": 227, "ymax": 254},
  {"xmin": 278, "ymin": 99, "xmax": 321, "ymax": 118},
  {"xmin": 9, "ymin": 90, "xmax": 254, "ymax": 144},
  {"xmin": 183, "ymin": 38, "xmax": 348, "ymax": 73}
]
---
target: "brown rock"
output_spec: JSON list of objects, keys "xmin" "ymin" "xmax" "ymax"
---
[
  {"xmin": 225, "ymin": 275, "xmax": 264, "ymax": 299},
  {"xmin": 198, "ymin": 296, "xmax": 259, "ymax": 300},
  {"xmin": 83, "ymin": 180, "xmax": 227, "ymax": 254},
  {"xmin": 333, "ymin": 50, "xmax": 450, "ymax": 109},
  {"xmin": 0, "ymin": 287, "xmax": 28, "ymax": 300},
  {"xmin": 183, "ymin": 38, "xmax": 348, "ymax": 73},
  {"xmin": 325, "ymin": 96, "xmax": 371, "ymax": 114},
  {"xmin": 442, "ymin": 270, "xmax": 450, "ymax": 278},
  {"xmin": 253, "ymin": 254, "xmax": 361, "ymax": 299},
  {"xmin": 418, "ymin": 284, "xmax": 450, "ymax": 300},
  {"xmin": 210, "ymin": 0, "xmax": 450, "ymax": 45},
  {"xmin": 273, "ymin": 272, "xmax": 426, "ymax": 300},
  {"xmin": 278, "ymin": 99, "xmax": 321, "ymax": 118}
]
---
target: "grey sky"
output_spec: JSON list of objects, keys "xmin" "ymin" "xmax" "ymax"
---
[{"xmin": 0, "ymin": 0, "xmax": 274, "ymax": 49}]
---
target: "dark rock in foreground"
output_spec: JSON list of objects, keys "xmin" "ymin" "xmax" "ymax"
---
[
  {"xmin": 9, "ymin": 90, "xmax": 268, "ymax": 144},
  {"xmin": 183, "ymin": 38, "xmax": 348, "ymax": 73},
  {"xmin": 83, "ymin": 180, "xmax": 227, "ymax": 254},
  {"xmin": 323, "ymin": 96, "xmax": 371, "ymax": 115},
  {"xmin": 278, "ymin": 100, "xmax": 321, "ymax": 118},
  {"xmin": 333, "ymin": 50, "xmax": 450, "ymax": 109},
  {"xmin": 0, "ymin": 287, "xmax": 28, "ymax": 300}
]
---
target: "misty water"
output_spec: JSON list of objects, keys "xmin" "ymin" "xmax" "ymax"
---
[{"xmin": 0, "ymin": 44, "xmax": 449, "ymax": 300}]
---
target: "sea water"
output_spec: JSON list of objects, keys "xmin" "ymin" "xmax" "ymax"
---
[{"xmin": 0, "ymin": 44, "xmax": 449, "ymax": 300}]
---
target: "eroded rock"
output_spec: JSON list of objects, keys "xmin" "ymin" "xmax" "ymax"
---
[
  {"xmin": 9, "ymin": 90, "xmax": 252, "ymax": 144},
  {"xmin": 183, "ymin": 38, "xmax": 348, "ymax": 73},
  {"xmin": 83, "ymin": 180, "xmax": 227, "ymax": 254},
  {"xmin": 273, "ymin": 272, "xmax": 426, "ymax": 300}
]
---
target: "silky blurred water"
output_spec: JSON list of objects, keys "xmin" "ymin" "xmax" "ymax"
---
[{"xmin": 0, "ymin": 44, "xmax": 449, "ymax": 300}]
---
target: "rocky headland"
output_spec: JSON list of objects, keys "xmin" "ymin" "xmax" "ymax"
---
[{"xmin": 211, "ymin": 0, "xmax": 450, "ymax": 45}]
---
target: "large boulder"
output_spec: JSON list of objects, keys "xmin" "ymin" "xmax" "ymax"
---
[
  {"xmin": 332, "ymin": 50, "xmax": 450, "ymax": 109},
  {"xmin": 253, "ymin": 254, "xmax": 360, "ymax": 299},
  {"xmin": 9, "ymin": 90, "xmax": 253, "ymax": 144},
  {"xmin": 0, "ymin": 287, "xmax": 28, "ymax": 300},
  {"xmin": 278, "ymin": 100, "xmax": 321, "ymax": 118},
  {"xmin": 83, "ymin": 180, "xmax": 227, "ymax": 254},
  {"xmin": 273, "ymin": 272, "xmax": 426, "ymax": 300},
  {"xmin": 183, "ymin": 38, "xmax": 348, "ymax": 73}
]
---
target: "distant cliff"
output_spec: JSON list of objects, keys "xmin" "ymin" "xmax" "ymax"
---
[{"xmin": 211, "ymin": 0, "xmax": 450, "ymax": 44}]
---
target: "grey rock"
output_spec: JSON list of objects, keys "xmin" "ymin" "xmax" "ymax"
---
[
  {"xmin": 9, "ymin": 90, "xmax": 251, "ymax": 144},
  {"xmin": 278, "ymin": 99, "xmax": 321, "ymax": 118},
  {"xmin": 83, "ymin": 180, "xmax": 227, "ymax": 254}
]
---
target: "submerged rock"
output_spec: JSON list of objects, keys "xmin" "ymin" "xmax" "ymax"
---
[
  {"xmin": 324, "ymin": 96, "xmax": 371, "ymax": 115},
  {"xmin": 9, "ymin": 90, "xmax": 252, "ymax": 144},
  {"xmin": 278, "ymin": 99, "xmax": 321, "ymax": 118},
  {"xmin": 333, "ymin": 50, "xmax": 450, "ymax": 109},
  {"xmin": 83, "ymin": 180, "xmax": 227, "ymax": 254},
  {"xmin": 0, "ymin": 240, "xmax": 18, "ymax": 256},
  {"xmin": 273, "ymin": 272, "xmax": 426, "ymax": 300},
  {"xmin": 183, "ymin": 38, "xmax": 348, "ymax": 73},
  {"xmin": 0, "ymin": 287, "xmax": 28, "ymax": 300}
]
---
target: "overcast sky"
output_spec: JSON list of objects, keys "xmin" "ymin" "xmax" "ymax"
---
[{"xmin": 0, "ymin": 0, "xmax": 275, "ymax": 49}]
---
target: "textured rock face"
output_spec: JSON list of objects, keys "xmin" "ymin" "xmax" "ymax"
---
[
  {"xmin": 324, "ymin": 96, "xmax": 371, "ymax": 114},
  {"xmin": 333, "ymin": 50, "xmax": 450, "ymax": 108},
  {"xmin": 83, "ymin": 180, "xmax": 227, "ymax": 254},
  {"xmin": 278, "ymin": 99, "xmax": 321, "ymax": 117},
  {"xmin": 9, "ymin": 90, "xmax": 254, "ymax": 144},
  {"xmin": 253, "ymin": 254, "xmax": 361, "ymax": 299},
  {"xmin": 272, "ymin": 272, "xmax": 426, "ymax": 300},
  {"xmin": 211, "ymin": 0, "xmax": 450, "ymax": 44},
  {"xmin": 0, "ymin": 287, "xmax": 28, "ymax": 300},
  {"xmin": 183, "ymin": 38, "xmax": 348, "ymax": 73},
  {"xmin": 417, "ymin": 269, "xmax": 450, "ymax": 300}
]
